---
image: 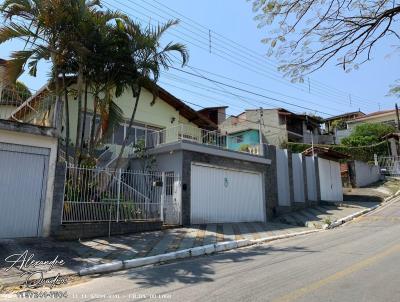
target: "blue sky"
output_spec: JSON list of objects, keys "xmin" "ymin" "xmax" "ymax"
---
[{"xmin": 1, "ymin": 0, "xmax": 399, "ymax": 119}]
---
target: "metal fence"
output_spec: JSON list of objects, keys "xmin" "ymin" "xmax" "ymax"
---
[
  {"xmin": 378, "ymin": 156, "xmax": 400, "ymax": 176},
  {"xmin": 62, "ymin": 165, "xmax": 179, "ymax": 223},
  {"xmin": 148, "ymin": 124, "xmax": 262, "ymax": 155},
  {"xmin": 0, "ymin": 85, "xmax": 57, "ymax": 127}
]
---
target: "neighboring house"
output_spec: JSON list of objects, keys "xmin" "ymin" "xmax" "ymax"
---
[
  {"xmin": 0, "ymin": 59, "xmax": 29, "ymax": 120},
  {"xmin": 347, "ymin": 109, "xmax": 398, "ymax": 130},
  {"xmin": 323, "ymin": 111, "xmax": 365, "ymax": 144},
  {"xmin": 219, "ymin": 108, "xmax": 325, "ymax": 149},
  {"xmin": 331, "ymin": 109, "xmax": 399, "ymax": 144},
  {"xmin": 323, "ymin": 111, "xmax": 365, "ymax": 134},
  {"xmin": 197, "ymin": 106, "xmax": 227, "ymax": 125}
]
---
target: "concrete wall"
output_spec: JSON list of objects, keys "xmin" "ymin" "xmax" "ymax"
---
[
  {"xmin": 0, "ymin": 122, "xmax": 58, "ymax": 237},
  {"xmin": 292, "ymin": 153, "xmax": 305, "ymax": 203},
  {"xmin": 306, "ymin": 156, "xmax": 318, "ymax": 201},
  {"xmin": 349, "ymin": 160, "xmax": 381, "ymax": 187},
  {"xmin": 276, "ymin": 148, "xmax": 291, "ymax": 207}
]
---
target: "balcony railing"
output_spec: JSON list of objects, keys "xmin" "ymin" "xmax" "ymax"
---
[
  {"xmin": 147, "ymin": 124, "xmax": 262, "ymax": 156},
  {"xmin": 0, "ymin": 85, "xmax": 56, "ymax": 128}
]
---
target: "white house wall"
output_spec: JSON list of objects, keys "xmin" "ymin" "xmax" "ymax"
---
[{"xmin": 0, "ymin": 128, "xmax": 58, "ymax": 236}]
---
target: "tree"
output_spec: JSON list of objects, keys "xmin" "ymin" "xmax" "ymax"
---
[
  {"xmin": 249, "ymin": 0, "xmax": 400, "ymax": 80},
  {"xmin": 341, "ymin": 122, "xmax": 395, "ymax": 146},
  {"xmin": 113, "ymin": 19, "xmax": 188, "ymax": 169}
]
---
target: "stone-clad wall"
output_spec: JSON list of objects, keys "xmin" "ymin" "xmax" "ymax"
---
[{"xmin": 180, "ymin": 149, "xmax": 273, "ymax": 225}]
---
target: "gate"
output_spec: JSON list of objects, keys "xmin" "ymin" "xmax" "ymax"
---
[
  {"xmin": 62, "ymin": 165, "xmax": 181, "ymax": 225},
  {"xmin": 378, "ymin": 156, "xmax": 400, "ymax": 176}
]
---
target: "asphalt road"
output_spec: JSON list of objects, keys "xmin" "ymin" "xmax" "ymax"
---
[{"xmin": 7, "ymin": 199, "xmax": 400, "ymax": 302}]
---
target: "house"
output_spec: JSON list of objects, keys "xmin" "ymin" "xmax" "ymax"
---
[
  {"xmin": 347, "ymin": 109, "xmax": 398, "ymax": 130},
  {"xmin": 323, "ymin": 111, "xmax": 366, "ymax": 134},
  {"xmin": 11, "ymin": 81, "xmax": 218, "ymax": 164},
  {"xmin": 332, "ymin": 109, "xmax": 399, "ymax": 143},
  {"xmin": 219, "ymin": 108, "xmax": 325, "ymax": 149},
  {"xmin": 197, "ymin": 106, "xmax": 227, "ymax": 125}
]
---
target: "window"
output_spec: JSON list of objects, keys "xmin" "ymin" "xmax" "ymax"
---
[
  {"xmin": 233, "ymin": 135, "xmax": 243, "ymax": 144},
  {"xmin": 166, "ymin": 172, "xmax": 174, "ymax": 196},
  {"xmin": 114, "ymin": 125, "xmax": 125, "ymax": 145}
]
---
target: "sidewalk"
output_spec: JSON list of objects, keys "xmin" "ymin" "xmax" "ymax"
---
[{"xmin": 0, "ymin": 222, "xmax": 308, "ymax": 288}]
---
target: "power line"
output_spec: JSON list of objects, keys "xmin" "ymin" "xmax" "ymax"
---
[
  {"xmin": 104, "ymin": 0, "xmax": 374, "ymax": 109},
  {"xmin": 136, "ymin": 0, "xmax": 378, "ymax": 105}
]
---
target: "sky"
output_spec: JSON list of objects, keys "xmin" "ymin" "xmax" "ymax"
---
[{"xmin": 1, "ymin": 0, "xmax": 399, "ymax": 119}]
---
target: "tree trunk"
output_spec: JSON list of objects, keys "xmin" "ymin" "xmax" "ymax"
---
[
  {"xmin": 74, "ymin": 67, "xmax": 84, "ymax": 164},
  {"xmin": 89, "ymin": 95, "xmax": 98, "ymax": 156},
  {"xmin": 63, "ymin": 74, "xmax": 71, "ymax": 164},
  {"xmin": 79, "ymin": 80, "xmax": 89, "ymax": 163},
  {"xmin": 114, "ymin": 86, "xmax": 142, "ymax": 169}
]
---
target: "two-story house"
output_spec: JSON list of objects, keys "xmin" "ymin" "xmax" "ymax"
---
[
  {"xmin": 328, "ymin": 109, "xmax": 398, "ymax": 143},
  {"xmin": 219, "ymin": 108, "xmax": 324, "ymax": 150},
  {"xmin": 323, "ymin": 111, "xmax": 366, "ymax": 143}
]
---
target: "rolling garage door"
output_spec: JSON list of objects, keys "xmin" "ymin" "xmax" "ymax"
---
[
  {"xmin": 190, "ymin": 163, "xmax": 265, "ymax": 224},
  {"xmin": 0, "ymin": 142, "xmax": 49, "ymax": 238}
]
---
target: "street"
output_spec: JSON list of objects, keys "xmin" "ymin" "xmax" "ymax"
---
[{"xmin": 8, "ymin": 199, "xmax": 399, "ymax": 302}]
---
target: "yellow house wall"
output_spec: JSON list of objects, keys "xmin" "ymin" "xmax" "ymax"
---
[
  {"xmin": 348, "ymin": 113, "xmax": 397, "ymax": 131},
  {"xmin": 62, "ymin": 86, "xmax": 201, "ymax": 145}
]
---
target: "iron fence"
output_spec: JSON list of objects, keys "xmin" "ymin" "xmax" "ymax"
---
[
  {"xmin": 62, "ymin": 165, "xmax": 178, "ymax": 223},
  {"xmin": 378, "ymin": 156, "xmax": 400, "ymax": 176}
]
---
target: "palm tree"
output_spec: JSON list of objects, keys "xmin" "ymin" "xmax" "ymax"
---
[
  {"xmin": 113, "ymin": 19, "xmax": 189, "ymax": 169},
  {"xmin": 0, "ymin": 0, "xmax": 124, "ymax": 163}
]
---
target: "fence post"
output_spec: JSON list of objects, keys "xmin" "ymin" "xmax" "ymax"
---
[
  {"xmin": 116, "ymin": 168, "xmax": 122, "ymax": 223},
  {"xmin": 161, "ymin": 172, "xmax": 166, "ymax": 222}
]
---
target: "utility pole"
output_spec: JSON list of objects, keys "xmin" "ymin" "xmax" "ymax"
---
[
  {"xmin": 258, "ymin": 107, "xmax": 263, "ymax": 146},
  {"xmin": 396, "ymin": 103, "xmax": 400, "ymax": 131}
]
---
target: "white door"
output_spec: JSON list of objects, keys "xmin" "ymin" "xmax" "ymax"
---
[
  {"xmin": 318, "ymin": 158, "xmax": 343, "ymax": 201},
  {"xmin": 0, "ymin": 143, "xmax": 49, "ymax": 238},
  {"xmin": 190, "ymin": 163, "xmax": 265, "ymax": 224}
]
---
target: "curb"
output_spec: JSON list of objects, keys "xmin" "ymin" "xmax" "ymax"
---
[
  {"xmin": 324, "ymin": 193, "xmax": 400, "ymax": 229},
  {"xmin": 78, "ymin": 229, "xmax": 319, "ymax": 276}
]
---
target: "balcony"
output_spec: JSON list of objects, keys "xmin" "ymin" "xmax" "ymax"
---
[{"xmin": 147, "ymin": 124, "xmax": 262, "ymax": 156}]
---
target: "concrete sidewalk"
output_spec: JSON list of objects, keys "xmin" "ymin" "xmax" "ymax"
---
[
  {"xmin": 0, "ymin": 222, "xmax": 308, "ymax": 288},
  {"xmin": 276, "ymin": 201, "xmax": 380, "ymax": 228}
]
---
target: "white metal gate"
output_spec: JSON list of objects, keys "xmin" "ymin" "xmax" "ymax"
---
[
  {"xmin": 0, "ymin": 143, "xmax": 49, "ymax": 238},
  {"xmin": 318, "ymin": 158, "xmax": 343, "ymax": 201},
  {"xmin": 190, "ymin": 163, "xmax": 265, "ymax": 224},
  {"xmin": 292, "ymin": 153, "xmax": 305, "ymax": 203},
  {"xmin": 62, "ymin": 165, "xmax": 181, "ymax": 224},
  {"xmin": 163, "ymin": 172, "xmax": 182, "ymax": 225}
]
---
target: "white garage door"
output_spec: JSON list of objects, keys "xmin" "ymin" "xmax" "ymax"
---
[
  {"xmin": 0, "ymin": 143, "xmax": 49, "ymax": 238},
  {"xmin": 190, "ymin": 163, "xmax": 265, "ymax": 224}
]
